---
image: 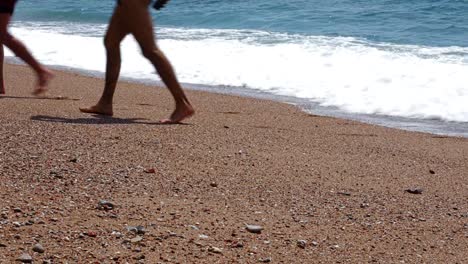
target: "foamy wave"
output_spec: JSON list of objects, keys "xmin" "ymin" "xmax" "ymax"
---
[{"xmin": 7, "ymin": 23, "xmax": 468, "ymax": 122}]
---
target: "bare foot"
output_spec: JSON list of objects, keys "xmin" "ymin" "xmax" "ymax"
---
[
  {"xmin": 32, "ymin": 69, "xmax": 54, "ymax": 96},
  {"xmin": 160, "ymin": 104, "xmax": 194, "ymax": 124},
  {"xmin": 79, "ymin": 105, "xmax": 114, "ymax": 116}
]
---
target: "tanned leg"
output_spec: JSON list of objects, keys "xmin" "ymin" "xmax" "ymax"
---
[
  {"xmin": 0, "ymin": 45, "xmax": 4, "ymax": 94},
  {"xmin": 131, "ymin": 5, "xmax": 194, "ymax": 123},
  {"xmin": 0, "ymin": 14, "xmax": 53, "ymax": 95},
  {"xmin": 79, "ymin": 7, "xmax": 128, "ymax": 116}
]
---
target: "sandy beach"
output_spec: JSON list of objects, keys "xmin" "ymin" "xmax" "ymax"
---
[{"xmin": 0, "ymin": 64, "xmax": 467, "ymax": 263}]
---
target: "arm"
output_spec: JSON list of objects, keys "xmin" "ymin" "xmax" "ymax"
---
[{"xmin": 153, "ymin": 0, "xmax": 171, "ymax": 10}]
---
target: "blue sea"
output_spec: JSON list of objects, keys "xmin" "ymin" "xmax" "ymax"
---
[{"xmin": 7, "ymin": 0, "xmax": 468, "ymax": 136}]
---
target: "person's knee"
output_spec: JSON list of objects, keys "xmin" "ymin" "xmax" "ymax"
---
[
  {"xmin": 104, "ymin": 35, "xmax": 120, "ymax": 52},
  {"xmin": 141, "ymin": 46, "xmax": 159, "ymax": 60},
  {"xmin": 0, "ymin": 31, "xmax": 12, "ymax": 44}
]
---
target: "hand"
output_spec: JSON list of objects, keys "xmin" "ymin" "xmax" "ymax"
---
[{"xmin": 153, "ymin": 0, "xmax": 171, "ymax": 10}]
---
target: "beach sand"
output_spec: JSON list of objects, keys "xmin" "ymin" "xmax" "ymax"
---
[{"xmin": 0, "ymin": 64, "xmax": 467, "ymax": 263}]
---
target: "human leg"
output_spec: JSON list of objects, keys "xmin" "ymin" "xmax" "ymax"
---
[
  {"xmin": 0, "ymin": 45, "xmax": 4, "ymax": 94},
  {"xmin": 129, "ymin": 3, "xmax": 194, "ymax": 123},
  {"xmin": 79, "ymin": 6, "xmax": 128, "ymax": 116},
  {"xmin": 0, "ymin": 13, "xmax": 53, "ymax": 95}
]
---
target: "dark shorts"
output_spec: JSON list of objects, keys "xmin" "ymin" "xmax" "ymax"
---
[{"xmin": 0, "ymin": 0, "xmax": 18, "ymax": 14}]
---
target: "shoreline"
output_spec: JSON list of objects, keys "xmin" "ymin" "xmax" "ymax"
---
[
  {"xmin": 0, "ymin": 63, "xmax": 467, "ymax": 263},
  {"xmin": 6, "ymin": 58, "xmax": 468, "ymax": 138}
]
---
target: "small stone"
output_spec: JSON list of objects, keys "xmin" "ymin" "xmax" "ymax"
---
[
  {"xmin": 0, "ymin": 243, "xmax": 6, "ymax": 247},
  {"xmin": 429, "ymin": 169, "xmax": 435, "ymax": 174},
  {"xmin": 33, "ymin": 243, "xmax": 45, "ymax": 253},
  {"xmin": 133, "ymin": 247, "xmax": 142, "ymax": 252},
  {"xmin": 337, "ymin": 191, "xmax": 351, "ymax": 196},
  {"xmin": 198, "ymin": 234, "xmax": 209, "ymax": 239},
  {"xmin": 231, "ymin": 241, "xmax": 244, "ymax": 248},
  {"xmin": 111, "ymin": 231, "xmax": 123, "ymax": 238},
  {"xmin": 69, "ymin": 158, "xmax": 78, "ymax": 163},
  {"xmin": 13, "ymin": 208, "xmax": 22, "ymax": 213},
  {"xmin": 97, "ymin": 200, "xmax": 114, "ymax": 210},
  {"xmin": 86, "ymin": 231, "xmax": 97, "ymax": 237},
  {"xmin": 311, "ymin": 241, "xmax": 319, "ymax": 246},
  {"xmin": 210, "ymin": 182, "xmax": 218, "ymax": 187},
  {"xmin": 194, "ymin": 241, "xmax": 204, "ymax": 247},
  {"xmin": 259, "ymin": 257, "xmax": 272, "ymax": 263},
  {"xmin": 144, "ymin": 168, "xmax": 156, "ymax": 174},
  {"xmin": 130, "ymin": 236, "xmax": 143, "ymax": 243},
  {"xmin": 17, "ymin": 253, "xmax": 33, "ymax": 263},
  {"xmin": 208, "ymin": 246, "xmax": 223, "ymax": 254},
  {"xmin": 246, "ymin": 225, "xmax": 263, "ymax": 234},
  {"xmin": 188, "ymin": 225, "xmax": 199, "ymax": 230},
  {"xmin": 136, "ymin": 226, "xmax": 146, "ymax": 235},
  {"xmin": 405, "ymin": 188, "xmax": 423, "ymax": 194},
  {"xmin": 127, "ymin": 225, "xmax": 146, "ymax": 235},
  {"xmin": 297, "ymin": 240, "xmax": 307, "ymax": 249}
]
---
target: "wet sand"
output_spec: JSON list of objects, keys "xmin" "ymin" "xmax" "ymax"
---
[{"xmin": 0, "ymin": 64, "xmax": 467, "ymax": 263}]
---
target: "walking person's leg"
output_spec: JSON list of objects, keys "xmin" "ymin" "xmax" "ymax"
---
[
  {"xmin": 0, "ymin": 9, "xmax": 53, "ymax": 95},
  {"xmin": 0, "ymin": 45, "xmax": 4, "ymax": 94},
  {"xmin": 129, "ymin": 1, "xmax": 194, "ymax": 123},
  {"xmin": 79, "ymin": 6, "xmax": 129, "ymax": 116}
]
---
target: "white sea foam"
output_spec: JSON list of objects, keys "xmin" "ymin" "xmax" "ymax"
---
[{"xmin": 7, "ymin": 24, "xmax": 468, "ymax": 123}]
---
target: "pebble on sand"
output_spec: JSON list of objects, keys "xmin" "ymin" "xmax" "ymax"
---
[
  {"xmin": 32, "ymin": 243, "xmax": 45, "ymax": 253},
  {"xmin": 297, "ymin": 240, "xmax": 307, "ymax": 249},
  {"xmin": 130, "ymin": 236, "xmax": 143, "ymax": 243},
  {"xmin": 405, "ymin": 188, "xmax": 423, "ymax": 194},
  {"xmin": 144, "ymin": 168, "xmax": 156, "ymax": 174},
  {"xmin": 85, "ymin": 231, "xmax": 97, "ymax": 237},
  {"xmin": 259, "ymin": 257, "xmax": 272, "ymax": 263},
  {"xmin": 97, "ymin": 200, "xmax": 115, "ymax": 210},
  {"xmin": 246, "ymin": 224, "xmax": 263, "ymax": 234},
  {"xmin": 208, "ymin": 246, "xmax": 223, "ymax": 254},
  {"xmin": 17, "ymin": 253, "xmax": 33, "ymax": 263},
  {"xmin": 127, "ymin": 225, "xmax": 146, "ymax": 235}
]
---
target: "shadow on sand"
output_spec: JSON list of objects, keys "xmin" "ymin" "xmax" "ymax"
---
[
  {"xmin": 0, "ymin": 95, "xmax": 80, "ymax": 101},
  {"xmin": 31, "ymin": 115, "xmax": 190, "ymax": 126}
]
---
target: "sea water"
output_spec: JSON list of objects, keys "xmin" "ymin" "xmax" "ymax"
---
[{"xmin": 6, "ymin": 0, "xmax": 468, "ymax": 136}]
